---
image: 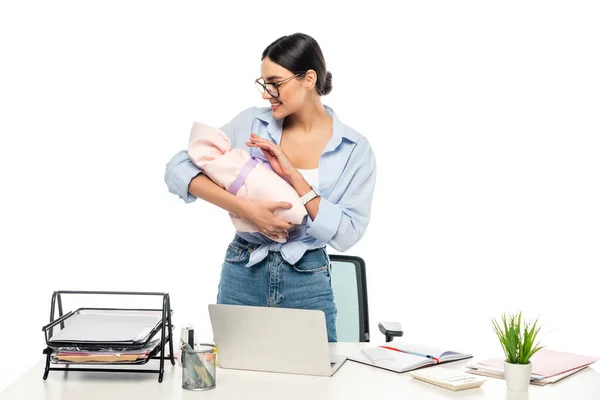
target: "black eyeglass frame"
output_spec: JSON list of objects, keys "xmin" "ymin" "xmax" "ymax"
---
[{"xmin": 254, "ymin": 72, "xmax": 306, "ymax": 98}]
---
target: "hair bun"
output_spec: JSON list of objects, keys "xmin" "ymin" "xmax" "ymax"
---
[
  {"xmin": 262, "ymin": 33, "xmax": 331, "ymax": 96},
  {"xmin": 321, "ymin": 71, "xmax": 333, "ymax": 96}
]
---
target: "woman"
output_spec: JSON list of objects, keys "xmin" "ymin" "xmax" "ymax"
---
[{"xmin": 164, "ymin": 33, "xmax": 376, "ymax": 342}]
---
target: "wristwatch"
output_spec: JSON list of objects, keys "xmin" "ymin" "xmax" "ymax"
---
[{"xmin": 300, "ymin": 185, "xmax": 321, "ymax": 205}]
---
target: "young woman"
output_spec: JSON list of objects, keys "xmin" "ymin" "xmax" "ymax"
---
[{"xmin": 164, "ymin": 33, "xmax": 376, "ymax": 342}]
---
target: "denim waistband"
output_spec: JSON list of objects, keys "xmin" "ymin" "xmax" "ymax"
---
[
  {"xmin": 231, "ymin": 233, "xmax": 325, "ymax": 267},
  {"xmin": 232, "ymin": 234, "xmax": 262, "ymax": 247}
]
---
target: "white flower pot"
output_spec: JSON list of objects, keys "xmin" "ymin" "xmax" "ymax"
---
[{"xmin": 504, "ymin": 361, "xmax": 533, "ymax": 392}]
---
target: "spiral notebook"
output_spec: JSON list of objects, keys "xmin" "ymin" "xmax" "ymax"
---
[{"xmin": 348, "ymin": 342, "xmax": 472, "ymax": 373}]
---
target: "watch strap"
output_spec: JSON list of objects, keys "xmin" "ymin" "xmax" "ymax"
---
[{"xmin": 300, "ymin": 189, "xmax": 318, "ymax": 205}]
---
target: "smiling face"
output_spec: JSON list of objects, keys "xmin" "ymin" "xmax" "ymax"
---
[{"xmin": 259, "ymin": 57, "xmax": 315, "ymax": 119}]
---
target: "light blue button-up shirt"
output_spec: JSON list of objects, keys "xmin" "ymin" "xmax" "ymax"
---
[{"xmin": 164, "ymin": 105, "xmax": 376, "ymax": 267}]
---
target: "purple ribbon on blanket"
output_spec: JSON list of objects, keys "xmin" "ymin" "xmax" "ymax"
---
[{"xmin": 227, "ymin": 157, "xmax": 272, "ymax": 195}]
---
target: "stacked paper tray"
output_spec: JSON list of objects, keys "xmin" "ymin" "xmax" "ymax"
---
[{"xmin": 43, "ymin": 308, "xmax": 170, "ymax": 364}]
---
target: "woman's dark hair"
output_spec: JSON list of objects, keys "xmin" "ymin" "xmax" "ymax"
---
[{"xmin": 261, "ymin": 33, "xmax": 332, "ymax": 96}]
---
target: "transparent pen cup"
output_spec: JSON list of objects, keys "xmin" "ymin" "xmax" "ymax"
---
[{"xmin": 181, "ymin": 344, "xmax": 217, "ymax": 391}]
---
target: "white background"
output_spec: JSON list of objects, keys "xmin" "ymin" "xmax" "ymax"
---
[{"xmin": 1, "ymin": 0, "xmax": 599, "ymax": 393}]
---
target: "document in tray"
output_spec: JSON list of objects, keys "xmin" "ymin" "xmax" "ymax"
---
[
  {"xmin": 52, "ymin": 332, "xmax": 166, "ymax": 363},
  {"xmin": 53, "ymin": 354, "xmax": 148, "ymax": 363},
  {"xmin": 50, "ymin": 310, "xmax": 162, "ymax": 344},
  {"xmin": 348, "ymin": 342, "xmax": 472, "ymax": 373}
]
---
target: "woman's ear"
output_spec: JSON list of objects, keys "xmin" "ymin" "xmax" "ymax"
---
[{"xmin": 304, "ymin": 70, "xmax": 317, "ymax": 91}]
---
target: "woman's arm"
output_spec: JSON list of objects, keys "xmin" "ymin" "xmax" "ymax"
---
[
  {"xmin": 190, "ymin": 174, "xmax": 296, "ymax": 239},
  {"xmin": 163, "ymin": 147, "xmax": 249, "ymax": 214},
  {"xmin": 164, "ymin": 150, "xmax": 294, "ymax": 239},
  {"xmin": 246, "ymin": 133, "xmax": 321, "ymax": 219},
  {"xmin": 188, "ymin": 173, "xmax": 249, "ymax": 216},
  {"xmin": 164, "ymin": 107, "xmax": 257, "ymax": 203},
  {"xmin": 164, "ymin": 107, "xmax": 296, "ymax": 239},
  {"xmin": 164, "ymin": 150, "xmax": 204, "ymax": 204},
  {"xmin": 305, "ymin": 142, "xmax": 376, "ymax": 252},
  {"xmin": 287, "ymin": 173, "xmax": 320, "ymax": 220},
  {"xmin": 246, "ymin": 134, "xmax": 377, "ymax": 252}
]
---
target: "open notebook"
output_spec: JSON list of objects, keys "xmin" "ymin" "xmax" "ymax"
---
[{"xmin": 348, "ymin": 342, "xmax": 472, "ymax": 373}]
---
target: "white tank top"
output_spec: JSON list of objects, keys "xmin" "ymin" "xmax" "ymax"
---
[{"xmin": 297, "ymin": 168, "xmax": 319, "ymax": 187}]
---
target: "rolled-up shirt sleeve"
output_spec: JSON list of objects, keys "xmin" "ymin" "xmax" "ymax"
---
[
  {"xmin": 164, "ymin": 150, "xmax": 203, "ymax": 203},
  {"xmin": 307, "ymin": 140, "xmax": 377, "ymax": 252},
  {"xmin": 163, "ymin": 107, "xmax": 256, "ymax": 203}
]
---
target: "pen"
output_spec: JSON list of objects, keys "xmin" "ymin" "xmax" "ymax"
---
[
  {"xmin": 188, "ymin": 327, "xmax": 194, "ymax": 350},
  {"xmin": 448, "ymin": 376, "xmax": 476, "ymax": 382},
  {"xmin": 379, "ymin": 346, "xmax": 440, "ymax": 364}
]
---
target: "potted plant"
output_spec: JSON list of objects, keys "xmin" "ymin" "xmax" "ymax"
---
[{"xmin": 491, "ymin": 312, "xmax": 543, "ymax": 392}]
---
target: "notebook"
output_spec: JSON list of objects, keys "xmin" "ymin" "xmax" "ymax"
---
[
  {"xmin": 348, "ymin": 342, "xmax": 472, "ymax": 373},
  {"xmin": 410, "ymin": 366, "xmax": 486, "ymax": 391}
]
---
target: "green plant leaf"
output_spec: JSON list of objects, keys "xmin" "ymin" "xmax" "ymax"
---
[{"xmin": 492, "ymin": 312, "xmax": 543, "ymax": 365}]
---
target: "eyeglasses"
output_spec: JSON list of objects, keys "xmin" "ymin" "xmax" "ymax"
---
[{"xmin": 255, "ymin": 73, "xmax": 304, "ymax": 98}]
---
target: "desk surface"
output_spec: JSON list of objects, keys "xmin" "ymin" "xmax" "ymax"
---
[{"xmin": 2, "ymin": 343, "xmax": 599, "ymax": 400}]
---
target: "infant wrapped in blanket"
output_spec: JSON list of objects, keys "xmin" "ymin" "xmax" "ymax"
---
[{"xmin": 187, "ymin": 122, "xmax": 307, "ymax": 243}]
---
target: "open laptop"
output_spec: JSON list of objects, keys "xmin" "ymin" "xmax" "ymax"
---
[{"xmin": 208, "ymin": 304, "xmax": 347, "ymax": 377}]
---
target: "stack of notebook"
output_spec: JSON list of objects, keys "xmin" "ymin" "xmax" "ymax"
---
[{"xmin": 466, "ymin": 349, "xmax": 599, "ymax": 386}]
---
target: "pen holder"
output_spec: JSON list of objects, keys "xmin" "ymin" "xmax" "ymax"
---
[{"xmin": 181, "ymin": 344, "xmax": 217, "ymax": 391}]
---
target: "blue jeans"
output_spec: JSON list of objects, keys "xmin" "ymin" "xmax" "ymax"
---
[{"xmin": 217, "ymin": 234, "xmax": 338, "ymax": 342}]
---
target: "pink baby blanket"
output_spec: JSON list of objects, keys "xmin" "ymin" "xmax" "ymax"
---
[{"xmin": 187, "ymin": 122, "xmax": 307, "ymax": 242}]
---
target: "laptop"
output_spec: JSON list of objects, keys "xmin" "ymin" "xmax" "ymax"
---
[{"xmin": 208, "ymin": 304, "xmax": 347, "ymax": 377}]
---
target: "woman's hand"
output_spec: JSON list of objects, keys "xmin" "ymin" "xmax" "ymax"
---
[
  {"xmin": 242, "ymin": 199, "xmax": 294, "ymax": 241},
  {"xmin": 245, "ymin": 133, "xmax": 300, "ymax": 183}
]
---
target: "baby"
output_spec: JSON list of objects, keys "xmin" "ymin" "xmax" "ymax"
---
[{"xmin": 187, "ymin": 122, "xmax": 307, "ymax": 243}]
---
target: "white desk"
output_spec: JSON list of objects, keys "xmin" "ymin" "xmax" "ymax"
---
[{"xmin": 1, "ymin": 343, "xmax": 599, "ymax": 399}]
